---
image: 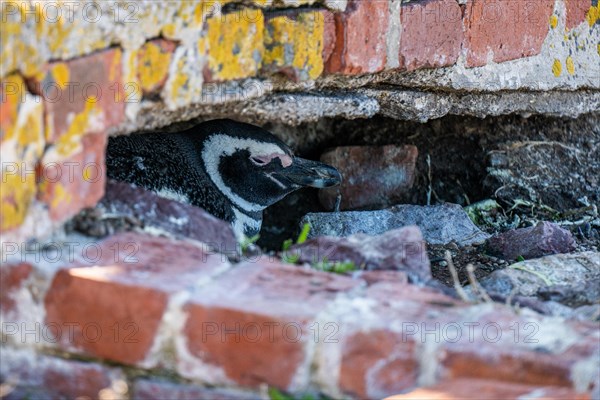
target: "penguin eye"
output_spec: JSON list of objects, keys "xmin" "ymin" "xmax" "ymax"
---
[{"xmin": 250, "ymin": 156, "xmax": 269, "ymax": 166}]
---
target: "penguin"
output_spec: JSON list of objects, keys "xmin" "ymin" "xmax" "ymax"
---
[{"xmin": 106, "ymin": 119, "xmax": 342, "ymax": 240}]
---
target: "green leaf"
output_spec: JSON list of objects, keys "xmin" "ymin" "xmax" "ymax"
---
[
  {"xmin": 296, "ymin": 223, "xmax": 311, "ymax": 244},
  {"xmin": 282, "ymin": 238, "xmax": 293, "ymax": 251},
  {"xmin": 240, "ymin": 233, "xmax": 260, "ymax": 252}
]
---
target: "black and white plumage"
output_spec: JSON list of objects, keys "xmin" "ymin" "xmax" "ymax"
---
[{"xmin": 106, "ymin": 119, "xmax": 342, "ymax": 239}]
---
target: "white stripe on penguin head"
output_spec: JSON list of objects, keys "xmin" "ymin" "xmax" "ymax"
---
[{"xmin": 201, "ymin": 134, "xmax": 290, "ymax": 212}]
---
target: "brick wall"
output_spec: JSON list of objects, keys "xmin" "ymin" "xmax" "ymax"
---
[
  {"xmin": 2, "ymin": 232, "xmax": 599, "ymax": 399},
  {"xmin": 2, "ymin": 0, "xmax": 599, "ymax": 241},
  {"xmin": 1, "ymin": 1, "xmax": 599, "ymax": 398}
]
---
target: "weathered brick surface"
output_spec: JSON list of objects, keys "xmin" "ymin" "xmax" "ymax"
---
[
  {"xmin": 325, "ymin": 0, "xmax": 389, "ymax": 74},
  {"xmin": 181, "ymin": 259, "xmax": 359, "ymax": 390},
  {"xmin": 330, "ymin": 281, "xmax": 460, "ymax": 398},
  {"xmin": 30, "ymin": 48, "xmax": 125, "ymax": 143},
  {"xmin": 36, "ymin": 131, "xmax": 107, "ymax": 222},
  {"xmin": 137, "ymin": 39, "xmax": 178, "ymax": 95},
  {"xmin": 464, "ymin": 0, "xmax": 555, "ymax": 67},
  {"xmin": 204, "ymin": 10, "xmax": 265, "ymax": 82},
  {"xmin": 399, "ymin": 0, "xmax": 464, "ymax": 71},
  {"xmin": 0, "ymin": 262, "xmax": 33, "ymax": 315},
  {"xmin": 44, "ymin": 232, "xmax": 229, "ymax": 366},
  {"xmin": 339, "ymin": 329, "xmax": 419, "ymax": 398},
  {"xmin": 133, "ymin": 378, "xmax": 258, "ymax": 400},
  {"xmin": 319, "ymin": 145, "xmax": 418, "ymax": 210},
  {"xmin": 436, "ymin": 308, "xmax": 600, "ymax": 390},
  {"xmin": 0, "ymin": 347, "xmax": 126, "ymax": 400},
  {"xmin": 263, "ymin": 9, "xmax": 334, "ymax": 81},
  {"xmin": 390, "ymin": 378, "xmax": 591, "ymax": 400},
  {"xmin": 0, "ymin": 74, "xmax": 45, "ymax": 232}
]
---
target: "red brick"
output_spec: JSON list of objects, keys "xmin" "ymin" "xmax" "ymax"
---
[
  {"xmin": 464, "ymin": 0, "xmax": 555, "ymax": 67},
  {"xmin": 36, "ymin": 131, "xmax": 107, "ymax": 222},
  {"xmin": 0, "ymin": 262, "xmax": 32, "ymax": 315},
  {"xmin": 399, "ymin": 0, "xmax": 464, "ymax": 71},
  {"xmin": 30, "ymin": 48, "xmax": 125, "ymax": 143},
  {"xmin": 437, "ymin": 310, "xmax": 599, "ymax": 389},
  {"xmin": 319, "ymin": 145, "xmax": 418, "ymax": 210},
  {"xmin": 44, "ymin": 232, "xmax": 228, "ymax": 366},
  {"xmin": 390, "ymin": 378, "xmax": 591, "ymax": 400},
  {"xmin": 325, "ymin": 0, "xmax": 389, "ymax": 74},
  {"xmin": 137, "ymin": 39, "xmax": 178, "ymax": 95},
  {"xmin": 133, "ymin": 378, "xmax": 258, "ymax": 400},
  {"xmin": 565, "ymin": 0, "xmax": 591, "ymax": 30},
  {"xmin": 0, "ymin": 347, "xmax": 125, "ymax": 400},
  {"xmin": 181, "ymin": 260, "xmax": 359, "ymax": 390},
  {"xmin": 339, "ymin": 330, "xmax": 419, "ymax": 399}
]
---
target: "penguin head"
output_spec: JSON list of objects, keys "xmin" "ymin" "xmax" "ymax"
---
[{"xmin": 200, "ymin": 120, "xmax": 341, "ymax": 214}]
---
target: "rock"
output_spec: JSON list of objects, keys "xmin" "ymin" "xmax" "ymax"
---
[
  {"xmin": 318, "ymin": 145, "xmax": 418, "ymax": 211},
  {"xmin": 486, "ymin": 221, "xmax": 576, "ymax": 261},
  {"xmin": 479, "ymin": 251, "xmax": 600, "ymax": 302},
  {"xmin": 302, "ymin": 203, "xmax": 489, "ymax": 246},
  {"xmin": 537, "ymin": 278, "xmax": 600, "ymax": 308},
  {"xmin": 291, "ymin": 226, "xmax": 431, "ymax": 283},
  {"xmin": 97, "ymin": 180, "xmax": 237, "ymax": 253}
]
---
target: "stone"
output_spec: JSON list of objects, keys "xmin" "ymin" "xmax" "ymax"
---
[
  {"xmin": 318, "ymin": 145, "xmax": 418, "ymax": 210},
  {"xmin": 180, "ymin": 259, "xmax": 360, "ymax": 390},
  {"xmin": 538, "ymin": 278, "xmax": 600, "ymax": 308},
  {"xmin": 399, "ymin": 0, "xmax": 463, "ymax": 71},
  {"xmin": 44, "ymin": 232, "xmax": 229, "ymax": 366},
  {"xmin": 463, "ymin": 0, "xmax": 555, "ymax": 67},
  {"xmin": 291, "ymin": 226, "xmax": 431, "ymax": 282},
  {"xmin": 325, "ymin": 0, "xmax": 389, "ymax": 74},
  {"xmin": 479, "ymin": 251, "xmax": 600, "ymax": 299},
  {"xmin": 486, "ymin": 221, "xmax": 577, "ymax": 261},
  {"xmin": 302, "ymin": 203, "xmax": 490, "ymax": 246},
  {"xmin": 99, "ymin": 180, "xmax": 237, "ymax": 254}
]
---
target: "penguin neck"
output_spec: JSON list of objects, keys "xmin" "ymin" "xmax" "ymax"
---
[{"xmin": 231, "ymin": 207, "xmax": 263, "ymax": 241}]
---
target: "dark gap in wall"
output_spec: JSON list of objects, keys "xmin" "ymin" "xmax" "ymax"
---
[{"xmin": 259, "ymin": 113, "xmax": 600, "ymax": 250}]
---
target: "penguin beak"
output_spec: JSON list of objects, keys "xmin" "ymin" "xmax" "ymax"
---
[{"xmin": 276, "ymin": 157, "xmax": 342, "ymax": 188}]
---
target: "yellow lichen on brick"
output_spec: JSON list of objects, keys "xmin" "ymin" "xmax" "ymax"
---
[
  {"xmin": 50, "ymin": 182, "xmax": 73, "ymax": 211},
  {"xmin": 169, "ymin": 56, "xmax": 192, "ymax": 103},
  {"xmin": 0, "ymin": 75, "xmax": 44, "ymax": 153},
  {"xmin": 0, "ymin": 74, "xmax": 44, "ymax": 231},
  {"xmin": 138, "ymin": 42, "xmax": 173, "ymax": 92},
  {"xmin": 206, "ymin": 9, "xmax": 265, "ymax": 81},
  {"xmin": 53, "ymin": 99, "xmax": 100, "ymax": 158},
  {"xmin": 0, "ymin": 171, "xmax": 37, "ymax": 231},
  {"xmin": 565, "ymin": 56, "xmax": 575, "ymax": 75},
  {"xmin": 552, "ymin": 59, "xmax": 562, "ymax": 77},
  {"xmin": 264, "ymin": 12, "xmax": 325, "ymax": 80},
  {"xmin": 587, "ymin": 5, "xmax": 599, "ymax": 27},
  {"xmin": 51, "ymin": 63, "xmax": 70, "ymax": 89}
]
